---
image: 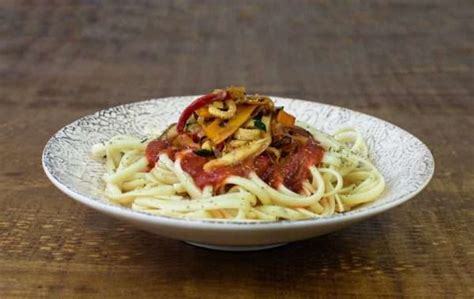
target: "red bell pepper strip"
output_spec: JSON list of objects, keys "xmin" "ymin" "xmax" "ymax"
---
[{"xmin": 176, "ymin": 90, "xmax": 227, "ymax": 133}]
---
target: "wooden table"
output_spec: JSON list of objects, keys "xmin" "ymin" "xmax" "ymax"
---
[{"xmin": 1, "ymin": 1, "xmax": 473, "ymax": 297}]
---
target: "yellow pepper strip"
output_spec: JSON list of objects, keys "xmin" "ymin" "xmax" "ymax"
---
[
  {"xmin": 203, "ymin": 115, "xmax": 271, "ymax": 171},
  {"xmin": 203, "ymin": 105, "xmax": 257, "ymax": 144},
  {"xmin": 196, "ymin": 107, "xmax": 212, "ymax": 118}
]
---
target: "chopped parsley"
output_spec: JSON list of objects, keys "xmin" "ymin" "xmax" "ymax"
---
[{"xmin": 254, "ymin": 118, "xmax": 266, "ymax": 131}]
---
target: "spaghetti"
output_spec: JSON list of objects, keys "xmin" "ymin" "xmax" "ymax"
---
[{"xmin": 91, "ymin": 87, "xmax": 385, "ymax": 221}]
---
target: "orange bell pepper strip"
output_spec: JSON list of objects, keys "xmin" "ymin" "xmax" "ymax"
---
[
  {"xmin": 203, "ymin": 105, "xmax": 257, "ymax": 144},
  {"xmin": 196, "ymin": 107, "xmax": 212, "ymax": 118},
  {"xmin": 276, "ymin": 109, "xmax": 295, "ymax": 127}
]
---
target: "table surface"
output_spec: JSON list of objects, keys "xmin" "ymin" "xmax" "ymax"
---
[{"xmin": 1, "ymin": 1, "xmax": 473, "ymax": 298}]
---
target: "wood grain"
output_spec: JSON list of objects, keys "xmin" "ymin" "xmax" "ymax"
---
[{"xmin": 1, "ymin": 0, "xmax": 473, "ymax": 297}]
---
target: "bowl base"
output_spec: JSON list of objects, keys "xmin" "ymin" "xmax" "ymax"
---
[{"xmin": 184, "ymin": 241, "xmax": 287, "ymax": 251}]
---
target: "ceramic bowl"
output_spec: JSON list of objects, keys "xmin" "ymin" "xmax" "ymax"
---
[{"xmin": 43, "ymin": 96, "xmax": 434, "ymax": 251}]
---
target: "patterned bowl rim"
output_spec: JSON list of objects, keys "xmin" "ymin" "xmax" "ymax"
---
[{"xmin": 42, "ymin": 96, "xmax": 435, "ymax": 230}]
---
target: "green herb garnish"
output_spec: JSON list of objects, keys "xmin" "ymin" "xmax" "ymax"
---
[
  {"xmin": 254, "ymin": 119, "xmax": 266, "ymax": 131},
  {"xmin": 194, "ymin": 149, "xmax": 214, "ymax": 157}
]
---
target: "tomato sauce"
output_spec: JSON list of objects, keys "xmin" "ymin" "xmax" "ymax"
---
[
  {"xmin": 145, "ymin": 139, "xmax": 177, "ymax": 168},
  {"xmin": 146, "ymin": 136, "xmax": 324, "ymax": 192},
  {"xmin": 180, "ymin": 153, "xmax": 247, "ymax": 189},
  {"xmin": 270, "ymin": 138, "xmax": 324, "ymax": 191}
]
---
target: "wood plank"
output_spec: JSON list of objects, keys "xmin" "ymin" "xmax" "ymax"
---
[{"xmin": 0, "ymin": 0, "xmax": 473, "ymax": 297}]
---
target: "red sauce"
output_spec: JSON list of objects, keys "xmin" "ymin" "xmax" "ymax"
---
[
  {"xmin": 271, "ymin": 138, "xmax": 324, "ymax": 191},
  {"xmin": 145, "ymin": 135, "xmax": 324, "ymax": 192},
  {"xmin": 180, "ymin": 153, "xmax": 250, "ymax": 189},
  {"xmin": 145, "ymin": 139, "xmax": 176, "ymax": 168}
]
